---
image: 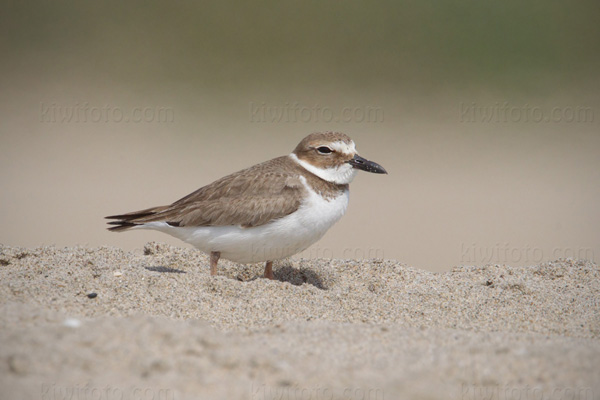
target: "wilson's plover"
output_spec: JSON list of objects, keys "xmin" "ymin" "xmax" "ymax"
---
[{"xmin": 106, "ymin": 132, "xmax": 387, "ymax": 279}]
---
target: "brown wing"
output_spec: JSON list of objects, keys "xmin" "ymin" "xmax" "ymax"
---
[{"xmin": 106, "ymin": 156, "xmax": 306, "ymax": 230}]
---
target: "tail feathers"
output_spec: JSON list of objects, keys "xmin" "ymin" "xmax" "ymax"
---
[
  {"xmin": 105, "ymin": 206, "xmax": 169, "ymax": 232},
  {"xmin": 106, "ymin": 221, "xmax": 139, "ymax": 232}
]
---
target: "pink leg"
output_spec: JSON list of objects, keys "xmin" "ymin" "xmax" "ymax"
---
[
  {"xmin": 210, "ymin": 251, "xmax": 220, "ymax": 276},
  {"xmin": 264, "ymin": 260, "xmax": 274, "ymax": 279}
]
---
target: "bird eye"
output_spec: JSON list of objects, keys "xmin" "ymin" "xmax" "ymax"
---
[{"xmin": 316, "ymin": 146, "xmax": 333, "ymax": 154}]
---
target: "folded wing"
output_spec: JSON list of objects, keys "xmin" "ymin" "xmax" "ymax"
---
[{"xmin": 106, "ymin": 157, "xmax": 306, "ymax": 231}]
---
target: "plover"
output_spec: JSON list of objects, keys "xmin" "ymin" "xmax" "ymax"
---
[{"xmin": 106, "ymin": 132, "xmax": 387, "ymax": 279}]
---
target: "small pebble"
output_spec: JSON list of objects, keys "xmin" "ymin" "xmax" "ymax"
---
[
  {"xmin": 87, "ymin": 292, "xmax": 97, "ymax": 299},
  {"xmin": 7, "ymin": 354, "xmax": 29, "ymax": 375},
  {"xmin": 113, "ymin": 271, "xmax": 123, "ymax": 277},
  {"xmin": 63, "ymin": 318, "xmax": 82, "ymax": 328}
]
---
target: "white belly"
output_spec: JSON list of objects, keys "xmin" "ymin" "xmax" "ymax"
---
[{"xmin": 138, "ymin": 187, "xmax": 349, "ymax": 263}]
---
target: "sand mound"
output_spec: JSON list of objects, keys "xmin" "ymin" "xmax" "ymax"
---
[{"xmin": 1, "ymin": 243, "xmax": 598, "ymax": 399}]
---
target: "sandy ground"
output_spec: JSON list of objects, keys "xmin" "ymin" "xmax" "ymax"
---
[{"xmin": 1, "ymin": 242, "xmax": 599, "ymax": 400}]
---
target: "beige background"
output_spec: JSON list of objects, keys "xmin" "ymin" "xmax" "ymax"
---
[{"xmin": 1, "ymin": 1, "xmax": 598, "ymax": 271}]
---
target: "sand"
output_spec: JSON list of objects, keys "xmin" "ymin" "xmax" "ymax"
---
[{"xmin": 1, "ymin": 242, "xmax": 598, "ymax": 400}]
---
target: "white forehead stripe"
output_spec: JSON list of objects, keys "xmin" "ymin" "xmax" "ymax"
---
[{"xmin": 329, "ymin": 141, "xmax": 356, "ymax": 156}]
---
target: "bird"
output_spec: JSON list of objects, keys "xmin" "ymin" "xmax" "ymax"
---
[{"xmin": 106, "ymin": 132, "xmax": 387, "ymax": 279}]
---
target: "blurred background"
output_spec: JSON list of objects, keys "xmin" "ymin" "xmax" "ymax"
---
[{"xmin": 1, "ymin": 1, "xmax": 598, "ymax": 272}]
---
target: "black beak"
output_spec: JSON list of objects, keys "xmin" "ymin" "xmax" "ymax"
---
[{"xmin": 347, "ymin": 154, "xmax": 388, "ymax": 174}]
